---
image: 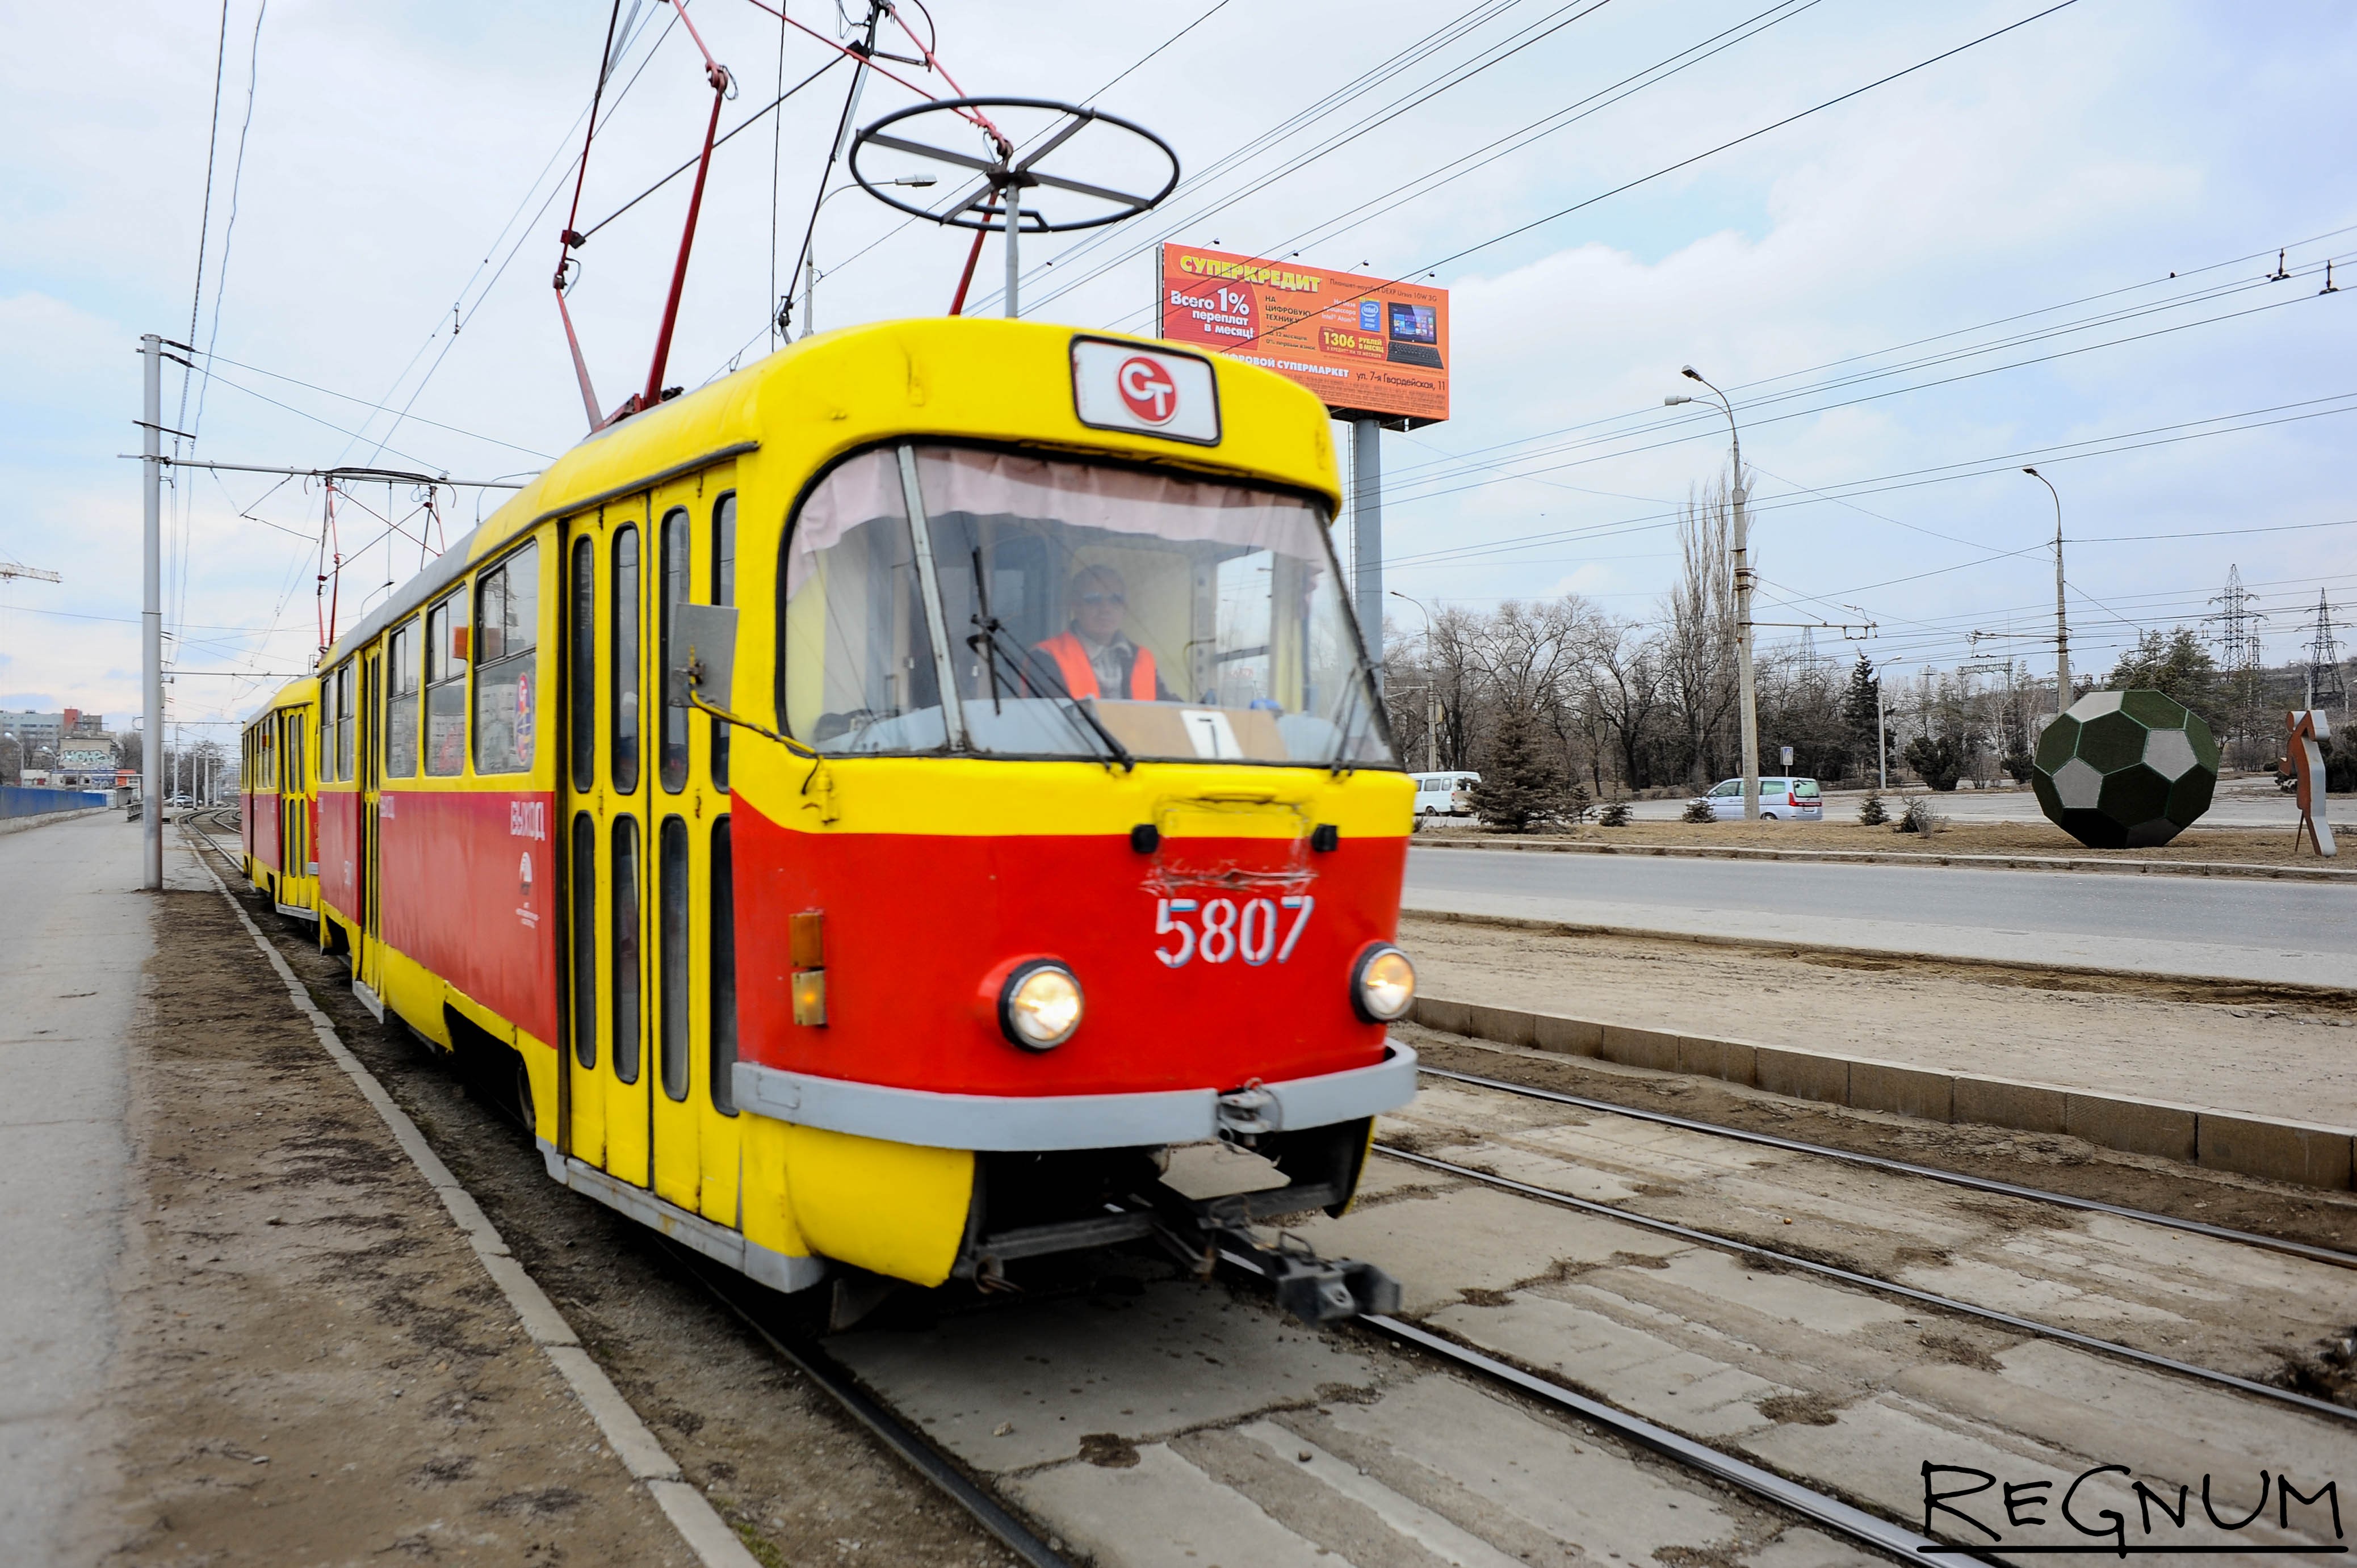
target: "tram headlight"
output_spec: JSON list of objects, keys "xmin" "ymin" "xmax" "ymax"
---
[
  {"xmin": 999, "ymin": 961, "xmax": 1083, "ymax": 1050},
  {"xmin": 1350, "ymin": 943, "xmax": 1416, "ymax": 1023}
]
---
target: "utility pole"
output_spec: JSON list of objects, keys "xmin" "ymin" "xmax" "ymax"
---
[
  {"xmin": 1667, "ymin": 368, "xmax": 1755, "ymax": 818},
  {"xmin": 2023, "ymin": 468, "xmax": 2069, "ymax": 714},
  {"xmin": 1355, "ymin": 419, "xmax": 1383, "ymax": 683},
  {"xmin": 140, "ymin": 334, "xmax": 164, "ymax": 889}
]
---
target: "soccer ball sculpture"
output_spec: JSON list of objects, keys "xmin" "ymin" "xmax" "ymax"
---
[{"xmin": 2031, "ymin": 689, "xmax": 2218, "ymax": 848}]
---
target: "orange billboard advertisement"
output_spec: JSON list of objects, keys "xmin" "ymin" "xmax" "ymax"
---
[{"xmin": 1157, "ymin": 243, "xmax": 1449, "ymax": 427}]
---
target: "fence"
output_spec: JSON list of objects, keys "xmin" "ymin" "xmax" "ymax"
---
[{"xmin": 0, "ymin": 785, "xmax": 114, "ymax": 821}]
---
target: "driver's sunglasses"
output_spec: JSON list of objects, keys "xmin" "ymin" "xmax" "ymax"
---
[{"xmin": 1078, "ymin": 592, "xmax": 1126, "ymax": 607}]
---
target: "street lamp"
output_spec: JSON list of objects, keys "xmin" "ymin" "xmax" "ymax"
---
[
  {"xmin": 798, "ymin": 176, "xmax": 937, "ymax": 339},
  {"xmin": 1389, "ymin": 590, "xmax": 1443, "ymax": 771},
  {"xmin": 1870, "ymin": 657, "xmax": 1916, "ymax": 793},
  {"xmin": 2022, "ymin": 467, "xmax": 2070, "ymax": 717},
  {"xmin": 1666, "ymin": 365, "xmax": 1759, "ymax": 819}
]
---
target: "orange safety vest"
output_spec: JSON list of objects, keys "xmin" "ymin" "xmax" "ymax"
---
[{"xmin": 1035, "ymin": 630, "xmax": 1157, "ymax": 701}]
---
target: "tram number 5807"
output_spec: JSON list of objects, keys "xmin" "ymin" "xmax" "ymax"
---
[{"xmin": 1156, "ymin": 896, "xmax": 1312, "ymax": 968}]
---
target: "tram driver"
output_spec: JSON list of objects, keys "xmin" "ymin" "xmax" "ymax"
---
[{"xmin": 1030, "ymin": 564, "xmax": 1175, "ymax": 702}]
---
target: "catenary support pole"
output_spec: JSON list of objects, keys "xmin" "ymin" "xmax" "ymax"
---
[
  {"xmin": 141, "ymin": 334, "xmax": 163, "ymax": 889},
  {"xmin": 2025, "ymin": 468, "xmax": 2069, "ymax": 714},
  {"xmin": 1354, "ymin": 417, "xmax": 1382, "ymax": 680}
]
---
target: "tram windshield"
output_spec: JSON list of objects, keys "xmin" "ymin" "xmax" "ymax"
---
[{"xmin": 782, "ymin": 444, "xmax": 1393, "ymax": 766}]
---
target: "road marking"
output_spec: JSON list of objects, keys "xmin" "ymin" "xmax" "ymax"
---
[{"xmin": 187, "ymin": 835, "xmax": 761, "ymax": 1568}]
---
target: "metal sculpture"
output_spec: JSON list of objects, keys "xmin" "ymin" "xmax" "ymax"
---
[
  {"xmin": 2285, "ymin": 709, "xmax": 2338, "ymax": 856},
  {"xmin": 2031, "ymin": 689, "xmax": 2218, "ymax": 848}
]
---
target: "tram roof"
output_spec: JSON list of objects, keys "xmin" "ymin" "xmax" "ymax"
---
[
  {"xmin": 319, "ymin": 318, "xmax": 1341, "ymax": 671},
  {"xmin": 244, "ymin": 676, "xmax": 320, "ymax": 728}
]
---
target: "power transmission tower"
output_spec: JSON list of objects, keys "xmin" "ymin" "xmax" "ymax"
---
[
  {"xmin": 2303, "ymin": 590, "xmax": 2347, "ymax": 716},
  {"xmin": 2205, "ymin": 565, "xmax": 2266, "ymax": 760},
  {"xmin": 0, "ymin": 560, "xmax": 61, "ymax": 583}
]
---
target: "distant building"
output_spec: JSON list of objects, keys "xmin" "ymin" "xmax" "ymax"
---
[
  {"xmin": 1, "ymin": 709, "xmax": 66, "ymax": 756},
  {"xmin": 56, "ymin": 743, "xmax": 119, "ymax": 789}
]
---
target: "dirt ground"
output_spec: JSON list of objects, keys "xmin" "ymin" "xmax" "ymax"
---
[
  {"xmin": 173, "ymin": 827, "xmax": 1018, "ymax": 1568},
  {"xmin": 1418, "ymin": 817, "xmax": 2335, "ymax": 868},
  {"xmin": 93, "ymin": 879, "xmax": 695, "ymax": 1566},
  {"xmin": 1399, "ymin": 913, "xmax": 2357, "ymax": 1126}
]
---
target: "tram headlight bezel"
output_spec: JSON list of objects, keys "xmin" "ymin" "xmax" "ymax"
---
[
  {"xmin": 1350, "ymin": 942, "xmax": 1417, "ymax": 1024},
  {"xmin": 999, "ymin": 960, "xmax": 1084, "ymax": 1050}
]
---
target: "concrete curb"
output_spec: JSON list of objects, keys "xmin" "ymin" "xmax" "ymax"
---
[
  {"xmin": 1409, "ymin": 834, "xmax": 2355, "ymax": 884},
  {"xmin": 186, "ymin": 832, "xmax": 762, "ymax": 1568},
  {"xmin": 1409, "ymin": 994, "xmax": 2357, "ymax": 1193},
  {"xmin": 1400, "ymin": 906, "xmax": 2357, "ymax": 1004}
]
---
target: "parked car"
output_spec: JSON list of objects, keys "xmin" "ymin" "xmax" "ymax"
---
[
  {"xmin": 167, "ymin": 793, "xmax": 194, "ymax": 807},
  {"xmin": 1411, "ymin": 771, "xmax": 1482, "ymax": 816},
  {"xmin": 1696, "ymin": 776, "xmax": 1822, "ymax": 821}
]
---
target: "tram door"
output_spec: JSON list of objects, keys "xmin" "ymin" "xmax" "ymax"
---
[
  {"xmin": 559, "ymin": 477, "xmax": 737, "ymax": 1216},
  {"xmin": 357, "ymin": 648, "xmax": 385, "ymax": 998}
]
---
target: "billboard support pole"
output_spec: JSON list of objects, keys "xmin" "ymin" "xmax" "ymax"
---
[
  {"xmin": 1353, "ymin": 417, "xmax": 1382, "ymax": 685},
  {"xmin": 140, "ymin": 333, "xmax": 164, "ymax": 891}
]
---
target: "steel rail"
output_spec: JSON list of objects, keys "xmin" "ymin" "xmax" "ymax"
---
[
  {"xmin": 1212, "ymin": 1245, "xmax": 1985, "ymax": 1566},
  {"xmin": 661, "ymin": 1246, "xmax": 1079, "ymax": 1568},
  {"xmin": 1419, "ymin": 1063, "xmax": 2357, "ymax": 1269},
  {"xmin": 1374, "ymin": 1144, "xmax": 2357, "ymax": 1426}
]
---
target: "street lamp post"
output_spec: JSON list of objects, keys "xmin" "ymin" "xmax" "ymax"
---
[
  {"xmin": 1666, "ymin": 366, "xmax": 1758, "ymax": 819},
  {"xmin": 2022, "ymin": 467, "xmax": 2070, "ymax": 716},
  {"xmin": 1872, "ymin": 657, "xmax": 1916, "ymax": 793},
  {"xmin": 799, "ymin": 176, "xmax": 936, "ymax": 339},
  {"xmin": 1389, "ymin": 590, "xmax": 1443, "ymax": 771}
]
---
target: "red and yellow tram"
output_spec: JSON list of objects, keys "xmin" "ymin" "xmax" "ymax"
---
[
  {"xmin": 240, "ymin": 677, "xmax": 321, "ymax": 923},
  {"xmin": 246, "ymin": 318, "xmax": 1417, "ymax": 1300}
]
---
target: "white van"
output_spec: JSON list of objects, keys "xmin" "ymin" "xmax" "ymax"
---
[
  {"xmin": 1411, "ymin": 771, "xmax": 1481, "ymax": 816},
  {"xmin": 1697, "ymin": 776, "xmax": 1822, "ymax": 821}
]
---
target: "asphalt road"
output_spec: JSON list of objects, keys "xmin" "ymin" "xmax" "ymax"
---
[{"xmin": 1402, "ymin": 844, "xmax": 2357, "ymax": 985}]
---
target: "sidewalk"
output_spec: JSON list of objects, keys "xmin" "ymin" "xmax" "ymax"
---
[
  {"xmin": 0, "ymin": 813, "xmax": 698, "ymax": 1565},
  {"xmin": 0, "ymin": 812, "xmax": 156, "ymax": 1562}
]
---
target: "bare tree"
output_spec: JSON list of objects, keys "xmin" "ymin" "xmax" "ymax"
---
[
  {"xmin": 1661, "ymin": 472, "xmax": 1742, "ymax": 784},
  {"xmin": 1580, "ymin": 617, "xmax": 1668, "ymax": 790}
]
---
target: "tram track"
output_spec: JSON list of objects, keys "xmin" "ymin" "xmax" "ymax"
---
[
  {"xmin": 1370, "ymin": 1141, "xmax": 2357, "ymax": 1424},
  {"xmin": 1418, "ymin": 1062, "xmax": 2357, "ymax": 1271}
]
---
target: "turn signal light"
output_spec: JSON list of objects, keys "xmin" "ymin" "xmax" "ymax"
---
[{"xmin": 791, "ymin": 968, "xmax": 828, "ymax": 1027}]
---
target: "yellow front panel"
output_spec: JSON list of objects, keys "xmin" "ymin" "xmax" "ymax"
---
[{"xmin": 779, "ymin": 1125, "xmax": 973, "ymax": 1287}]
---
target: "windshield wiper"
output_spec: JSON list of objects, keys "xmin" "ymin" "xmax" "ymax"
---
[{"xmin": 963, "ymin": 589, "xmax": 1134, "ymax": 770}]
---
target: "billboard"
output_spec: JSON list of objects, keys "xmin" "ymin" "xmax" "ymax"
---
[{"xmin": 1157, "ymin": 244, "xmax": 1449, "ymax": 427}]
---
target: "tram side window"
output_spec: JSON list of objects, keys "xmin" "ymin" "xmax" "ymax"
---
[
  {"xmin": 659, "ymin": 815, "xmax": 689, "ymax": 1102},
  {"xmin": 711, "ymin": 493, "xmax": 734, "ymax": 791},
  {"xmin": 612, "ymin": 527, "xmax": 640, "ymax": 793},
  {"xmin": 611, "ymin": 816, "xmax": 641, "ymax": 1084},
  {"xmin": 317, "ymin": 678, "xmax": 337, "ymax": 784},
  {"xmin": 569, "ymin": 537, "xmax": 594, "ymax": 793},
  {"xmin": 710, "ymin": 814, "xmax": 736, "ymax": 1114},
  {"xmin": 425, "ymin": 591, "xmax": 467, "ymax": 776},
  {"xmin": 778, "ymin": 448, "xmax": 946, "ymax": 752},
  {"xmin": 333, "ymin": 664, "xmax": 355, "ymax": 783},
  {"xmin": 386, "ymin": 620, "xmax": 420, "ymax": 779},
  {"xmin": 474, "ymin": 542, "xmax": 540, "ymax": 775},
  {"xmin": 571, "ymin": 813, "xmax": 596, "ymax": 1069},
  {"xmin": 660, "ymin": 508, "xmax": 689, "ymax": 793}
]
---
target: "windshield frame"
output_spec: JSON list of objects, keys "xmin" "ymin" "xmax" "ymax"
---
[{"xmin": 773, "ymin": 438, "xmax": 1399, "ymax": 770}]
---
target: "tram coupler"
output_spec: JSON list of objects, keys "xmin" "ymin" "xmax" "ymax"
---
[{"xmin": 1207, "ymin": 1225, "xmax": 1402, "ymax": 1325}]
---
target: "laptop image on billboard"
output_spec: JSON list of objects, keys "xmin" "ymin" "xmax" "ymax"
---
[{"xmin": 1385, "ymin": 301, "xmax": 1443, "ymax": 368}]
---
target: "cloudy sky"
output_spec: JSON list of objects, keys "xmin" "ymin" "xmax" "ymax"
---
[{"xmin": 4, "ymin": 0, "xmax": 2352, "ymax": 734}]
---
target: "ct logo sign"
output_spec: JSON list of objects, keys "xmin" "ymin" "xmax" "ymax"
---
[
  {"xmin": 1071, "ymin": 338, "xmax": 1221, "ymax": 445},
  {"xmin": 1118, "ymin": 356, "xmax": 1178, "ymax": 424}
]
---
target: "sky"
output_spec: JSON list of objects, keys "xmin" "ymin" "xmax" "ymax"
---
[{"xmin": 3, "ymin": 0, "xmax": 2353, "ymax": 737}]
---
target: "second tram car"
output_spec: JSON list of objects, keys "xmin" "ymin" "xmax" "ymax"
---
[
  {"xmin": 267, "ymin": 318, "xmax": 1417, "ymax": 1301},
  {"xmin": 240, "ymin": 678, "xmax": 320, "ymax": 922}
]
